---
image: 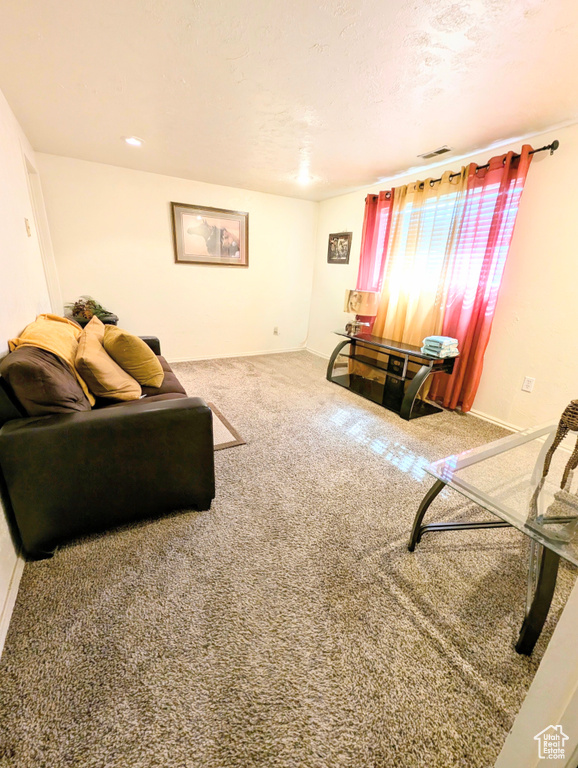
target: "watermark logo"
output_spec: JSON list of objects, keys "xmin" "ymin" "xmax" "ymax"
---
[{"xmin": 534, "ymin": 725, "xmax": 568, "ymax": 760}]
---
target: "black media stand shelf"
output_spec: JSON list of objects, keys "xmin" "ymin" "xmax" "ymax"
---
[{"xmin": 326, "ymin": 331, "xmax": 457, "ymax": 420}]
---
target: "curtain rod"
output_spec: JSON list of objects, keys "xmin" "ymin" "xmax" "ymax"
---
[
  {"xmin": 368, "ymin": 140, "xmax": 560, "ymax": 197},
  {"xmin": 426, "ymin": 140, "xmax": 560, "ymax": 187}
]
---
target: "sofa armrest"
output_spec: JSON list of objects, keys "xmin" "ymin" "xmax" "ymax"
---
[
  {"xmin": 139, "ymin": 336, "xmax": 161, "ymax": 355},
  {"xmin": 0, "ymin": 397, "xmax": 215, "ymax": 555}
]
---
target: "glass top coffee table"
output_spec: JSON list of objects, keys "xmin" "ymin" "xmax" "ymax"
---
[{"xmin": 408, "ymin": 422, "xmax": 578, "ymax": 654}]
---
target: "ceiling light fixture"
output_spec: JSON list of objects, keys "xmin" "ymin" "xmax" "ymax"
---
[
  {"xmin": 123, "ymin": 136, "xmax": 144, "ymax": 147},
  {"xmin": 297, "ymin": 169, "xmax": 313, "ymax": 185}
]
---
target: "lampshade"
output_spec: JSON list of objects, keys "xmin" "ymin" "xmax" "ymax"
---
[{"xmin": 344, "ymin": 289, "xmax": 380, "ymax": 316}]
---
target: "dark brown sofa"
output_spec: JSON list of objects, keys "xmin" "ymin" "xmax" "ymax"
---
[{"xmin": 0, "ymin": 336, "xmax": 215, "ymax": 557}]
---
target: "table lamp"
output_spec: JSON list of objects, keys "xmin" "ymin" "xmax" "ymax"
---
[{"xmin": 344, "ymin": 289, "xmax": 380, "ymax": 334}]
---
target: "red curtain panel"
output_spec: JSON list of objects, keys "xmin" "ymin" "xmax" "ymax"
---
[
  {"xmin": 429, "ymin": 145, "xmax": 534, "ymax": 411},
  {"xmin": 355, "ymin": 190, "xmax": 394, "ymax": 328}
]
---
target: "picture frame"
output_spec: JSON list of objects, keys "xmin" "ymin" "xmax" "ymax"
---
[
  {"xmin": 327, "ymin": 232, "xmax": 352, "ymax": 264},
  {"xmin": 171, "ymin": 202, "xmax": 249, "ymax": 267}
]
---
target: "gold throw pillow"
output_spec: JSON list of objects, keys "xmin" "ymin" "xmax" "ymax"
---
[
  {"xmin": 76, "ymin": 331, "xmax": 142, "ymax": 400},
  {"xmin": 103, "ymin": 326, "xmax": 164, "ymax": 388}
]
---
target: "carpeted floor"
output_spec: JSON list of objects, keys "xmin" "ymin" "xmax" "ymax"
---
[{"xmin": 0, "ymin": 351, "xmax": 575, "ymax": 768}]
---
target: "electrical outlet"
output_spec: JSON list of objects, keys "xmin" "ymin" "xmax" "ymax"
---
[
  {"xmin": 273, "ymin": 326, "xmax": 279, "ymax": 335},
  {"xmin": 522, "ymin": 376, "xmax": 535, "ymax": 393}
]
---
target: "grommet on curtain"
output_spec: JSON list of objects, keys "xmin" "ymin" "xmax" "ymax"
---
[
  {"xmin": 386, "ymin": 192, "xmax": 391, "ymax": 199},
  {"xmin": 429, "ymin": 180, "xmax": 434, "ymax": 187}
]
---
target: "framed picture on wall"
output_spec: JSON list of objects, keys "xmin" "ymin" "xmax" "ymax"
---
[
  {"xmin": 171, "ymin": 202, "xmax": 249, "ymax": 266},
  {"xmin": 327, "ymin": 232, "xmax": 352, "ymax": 264}
]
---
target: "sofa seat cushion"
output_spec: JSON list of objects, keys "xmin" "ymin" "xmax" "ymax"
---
[
  {"xmin": 0, "ymin": 347, "xmax": 92, "ymax": 416},
  {"xmin": 104, "ymin": 326, "xmax": 164, "ymax": 387},
  {"xmin": 104, "ymin": 392, "xmax": 188, "ymax": 408},
  {"xmin": 76, "ymin": 330, "xmax": 142, "ymax": 401},
  {"xmin": 141, "ymin": 356, "xmax": 186, "ymax": 397}
]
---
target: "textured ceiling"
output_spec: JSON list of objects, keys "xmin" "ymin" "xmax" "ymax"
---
[{"xmin": 0, "ymin": 0, "xmax": 577, "ymax": 200}]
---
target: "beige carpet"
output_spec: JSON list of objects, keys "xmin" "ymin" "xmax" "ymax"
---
[
  {"xmin": 0, "ymin": 351, "xmax": 575, "ymax": 767},
  {"xmin": 209, "ymin": 402, "xmax": 245, "ymax": 451}
]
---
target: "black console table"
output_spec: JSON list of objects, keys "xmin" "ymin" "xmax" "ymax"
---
[{"xmin": 326, "ymin": 331, "xmax": 457, "ymax": 420}]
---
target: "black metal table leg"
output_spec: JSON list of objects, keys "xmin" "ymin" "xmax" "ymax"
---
[
  {"xmin": 326, "ymin": 339, "xmax": 351, "ymax": 381},
  {"xmin": 515, "ymin": 545, "xmax": 560, "ymax": 656},
  {"xmin": 408, "ymin": 479, "xmax": 446, "ymax": 551},
  {"xmin": 400, "ymin": 363, "xmax": 433, "ymax": 420}
]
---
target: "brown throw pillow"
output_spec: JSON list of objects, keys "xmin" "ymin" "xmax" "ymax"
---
[
  {"xmin": 103, "ymin": 326, "xmax": 164, "ymax": 388},
  {"xmin": 8, "ymin": 312, "xmax": 95, "ymax": 406},
  {"xmin": 0, "ymin": 347, "xmax": 92, "ymax": 416},
  {"xmin": 76, "ymin": 331, "xmax": 141, "ymax": 400}
]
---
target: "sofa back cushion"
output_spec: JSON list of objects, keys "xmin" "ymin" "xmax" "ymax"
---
[
  {"xmin": 141, "ymin": 355, "xmax": 186, "ymax": 397},
  {"xmin": 76, "ymin": 331, "xmax": 142, "ymax": 401},
  {"xmin": 0, "ymin": 347, "xmax": 92, "ymax": 416},
  {"xmin": 103, "ymin": 326, "xmax": 164, "ymax": 387}
]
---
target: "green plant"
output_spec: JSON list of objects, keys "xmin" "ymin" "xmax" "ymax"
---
[{"xmin": 65, "ymin": 295, "xmax": 114, "ymax": 321}]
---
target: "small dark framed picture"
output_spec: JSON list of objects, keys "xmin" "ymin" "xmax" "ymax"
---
[
  {"xmin": 171, "ymin": 202, "xmax": 249, "ymax": 266},
  {"xmin": 327, "ymin": 232, "xmax": 352, "ymax": 264}
]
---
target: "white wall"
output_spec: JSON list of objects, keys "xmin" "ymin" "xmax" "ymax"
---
[
  {"xmin": 37, "ymin": 154, "xmax": 318, "ymax": 362},
  {"xmin": 307, "ymin": 123, "xmax": 578, "ymax": 429},
  {"xmin": 0, "ymin": 89, "xmax": 55, "ymax": 651}
]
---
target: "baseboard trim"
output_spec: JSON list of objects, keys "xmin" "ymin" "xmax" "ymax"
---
[
  {"xmin": 306, "ymin": 354, "xmax": 525, "ymax": 433},
  {"xmin": 305, "ymin": 347, "xmax": 330, "ymax": 360},
  {"xmin": 167, "ymin": 346, "xmax": 307, "ymax": 364},
  {"xmin": 469, "ymin": 408, "xmax": 521, "ymax": 433},
  {"xmin": 170, "ymin": 347, "xmax": 522, "ymax": 433},
  {"xmin": 0, "ymin": 552, "xmax": 24, "ymax": 657}
]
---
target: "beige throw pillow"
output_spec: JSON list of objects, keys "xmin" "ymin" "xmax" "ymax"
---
[
  {"xmin": 103, "ymin": 326, "xmax": 164, "ymax": 388},
  {"xmin": 76, "ymin": 330, "xmax": 142, "ymax": 400},
  {"xmin": 83, "ymin": 314, "xmax": 105, "ymax": 342}
]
